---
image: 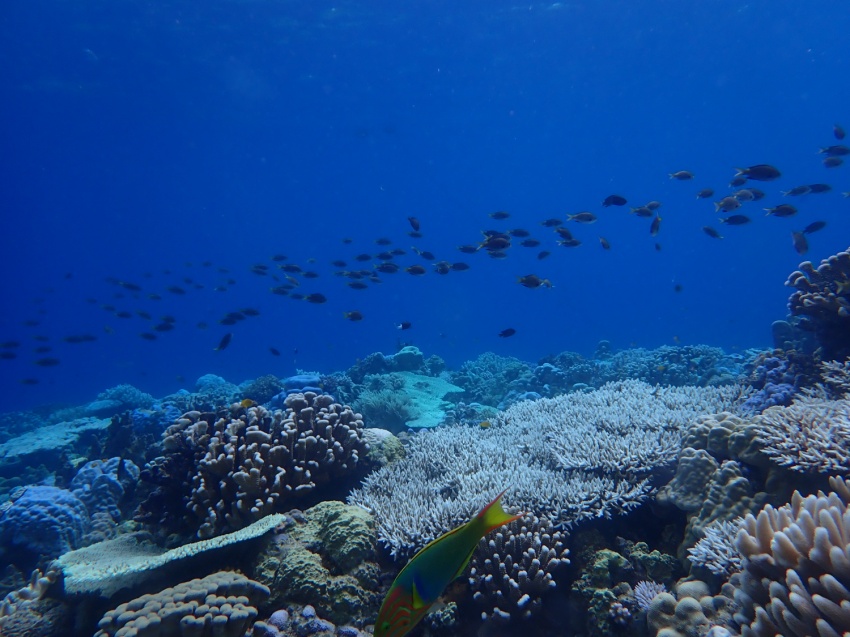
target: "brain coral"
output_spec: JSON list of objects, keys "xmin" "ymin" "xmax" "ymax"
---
[{"xmin": 137, "ymin": 392, "xmax": 369, "ymax": 539}]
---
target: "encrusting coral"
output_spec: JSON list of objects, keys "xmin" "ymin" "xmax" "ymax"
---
[{"xmin": 137, "ymin": 392, "xmax": 369, "ymax": 539}]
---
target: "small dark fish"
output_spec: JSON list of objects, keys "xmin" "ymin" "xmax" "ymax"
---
[
  {"xmin": 375, "ymin": 262, "xmax": 400, "ymax": 273},
  {"xmin": 630, "ymin": 206, "xmax": 654, "ymax": 218},
  {"xmin": 649, "ymin": 216, "xmax": 662, "ymax": 237},
  {"xmin": 764, "ymin": 204, "xmax": 797, "ymax": 218},
  {"xmin": 34, "ymin": 357, "xmax": 61, "ymax": 367},
  {"xmin": 376, "ymin": 251, "xmax": 395, "ymax": 260},
  {"xmin": 305, "ymin": 293, "xmax": 328, "ymax": 304},
  {"xmin": 408, "ymin": 216, "xmax": 421, "ymax": 231},
  {"xmin": 348, "ymin": 281, "xmax": 369, "ymax": 289},
  {"xmin": 509, "ymin": 228, "xmax": 531, "ymax": 238},
  {"xmin": 566, "ymin": 212, "xmax": 597, "ymax": 223},
  {"xmin": 823, "ymin": 157, "xmax": 844, "ymax": 168},
  {"xmin": 450, "ymin": 262, "xmax": 470, "ymax": 271},
  {"xmin": 498, "ymin": 328, "xmax": 516, "ymax": 338},
  {"xmin": 166, "ymin": 286, "xmax": 186, "ymax": 295},
  {"xmin": 271, "ymin": 254, "xmax": 288, "ymax": 262},
  {"xmin": 599, "ymin": 237, "xmax": 611, "ymax": 250},
  {"xmin": 241, "ymin": 308, "xmax": 261, "ymax": 316},
  {"xmin": 646, "ymin": 201, "xmax": 662, "ymax": 211},
  {"xmin": 489, "ymin": 210, "xmax": 510, "ymax": 219},
  {"xmin": 554, "ymin": 227, "xmax": 573, "ymax": 240},
  {"xmin": 344, "ymin": 311, "xmax": 364, "ymax": 321},
  {"xmin": 803, "ymin": 221, "xmax": 827, "ymax": 234},
  {"xmin": 33, "ymin": 335, "xmax": 50, "ymax": 342},
  {"xmin": 331, "ymin": 260, "xmax": 347, "ymax": 268},
  {"xmin": 139, "ymin": 332, "xmax": 157, "ymax": 341},
  {"xmin": 137, "ymin": 310, "xmax": 152, "ymax": 320},
  {"xmin": 782, "ymin": 185, "xmax": 811, "ymax": 196},
  {"xmin": 148, "ymin": 293, "xmax": 162, "ymax": 300},
  {"xmin": 457, "ymin": 245, "xmax": 478, "ymax": 254},
  {"xmin": 558, "ymin": 238, "xmax": 581, "ymax": 248},
  {"xmin": 488, "ymin": 250, "xmax": 509, "ymax": 259},
  {"xmin": 715, "ymin": 196, "xmax": 741, "ymax": 213},
  {"xmin": 250, "ymin": 267, "xmax": 268, "ymax": 276},
  {"xmin": 415, "ymin": 248, "xmax": 436, "ymax": 261},
  {"xmin": 375, "ymin": 237, "xmax": 392, "ymax": 246},
  {"xmin": 520, "ymin": 238, "xmax": 541, "ymax": 247},
  {"xmin": 390, "ymin": 248, "xmax": 406, "ymax": 256},
  {"xmin": 834, "ymin": 124, "xmax": 846, "ymax": 140},
  {"xmin": 735, "ymin": 164, "xmax": 781, "ymax": 181},
  {"xmin": 669, "ymin": 170, "xmax": 694, "ymax": 180},
  {"xmin": 0, "ymin": 351, "xmax": 16, "ymax": 360},
  {"xmin": 702, "ymin": 226, "xmax": 724, "ymax": 239},
  {"xmin": 408, "ymin": 231, "xmax": 423, "ymax": 239},
  {"xmin": 214, "ymin": 333, "xmax": 232, "ymax": 351},
  {"xmin": 406, "ymin": 265, "xmax": 427, "ymax": 275},
  {"xmin": 729, "ymin": 175, "xmax": 748, "ymax": 187},
  {"xmin": 719, "ymin": 215, "xmax": 751, "ymax": 225},
  {"xmin": 540, "ymin": 218, "xmax": 562, "ymax": 227},
  {"xmin": 674, "ymin": 283, "xmax": 684, "ymax": 293},
  {"xmin": 354, "ymin": 254, "xmax": 372, "ymax": 262},
  {"xmin": 397, "ymin": 321, "xmax": 412, "ymax": 330},
  {"xmin": 270, "ymin": 285, "xmax": 291, "ymax": 295},
  {"xmin": 749, "ymin": 188, "xmax": 766, "ymax": 201},
  {"xmin": 517, "ymin": 274, "xmax": 552, "ymax": 289},
  {"xmin": 63, "ymin": 334, "xmax": 97, "ymax": 343},
  {"xmin": 115, "ymin": 311, "xmax": 133, "ymax": 319},
  {"xmin": 342, "ymin": 237, "xmax": 353, "ymax": 244},
  {"xmin": 118, "ymin": 281, "xmax": 142, "ymax": 292},
  {"xmin": 655, "ymin": 243, "xmax": 662, "ymax": 251},
  {"xmin": 537, "ymin": 251, "xmax": 551, "ymax": 260},
  {"xmin": 19, "ymin": 378, "xmax": 39, "ymax": 385},
  {"xmin": 791, "ymin": 231, "xmax": 809, "ymax": 255},
  {"xmin": 161, "ymin": 315, "xmax": 177, "ymax": 323},
  {"xmin": 807, "ymin": 183, "xmax": 832, "ymax": 193},
  {"xmin": 281, "ymin": 264, "xmax": 302, "ymax": 273},
  {"xmin": 433, "ymin": 261, "xmax": 452, "ymax": 275},
  {"xmin": 696, "ymin": 189, "xmax": 714, "ymax": 199},
  {"xmin": 734, "ymin": 189, "xmax": 756, "ymax": 202},
  {"xmin": 33, "ymin": 346, "xmax": 51, "ymax": 354},
  {"xmin": 479, "ymin": 235, "xmax": 511, "ymax": 251},
  {"xmin": 153, "ymin": 322, "xmax": 175, "ymax": 331},
  {"xmin": 269, "ymin": 347, "xmax": 281, "ymax": 356},
  {"xmin": 302, "ymin": 271, "xmax": 320, "ymax": 279},
  {"xmin": 602, "ymin": 194, "xmax": 627, "ymax": 207},
  {"xmin": 820, "ymin": 145, "xmax": 849, "ymax": 157}
]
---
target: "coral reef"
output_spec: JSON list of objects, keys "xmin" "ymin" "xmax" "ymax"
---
[
  {"xmin": 646, "ymin": 580, "xmax": 737, "ymax": 637},
  {"xmin": 731, "ymin": 475, "xmax": 850, "ymax": 637},
  {"xmin": 350, "ymin": 380, "xmax": 745, "ymax": 559},
  {"xmin": 785, "ymin": 245, "xmax": 850, "ymax": 359},
  {"xmin": 242, "ymin": 375, "xmax": 285, "ymax": 405},
  {"xmin": 137, "ymin": 392, "xmax": 369, "ymax": 539},
  {"xmin": 93, "ymin": 571, "xmax": 268, "ymax": 637},
  {"xmin": 468, "ymin": 514, "xmax": 569, "ymax": 625},
  {"xmin": 252, "ymin": 502, "xmax": 381, "ymax": 625}
]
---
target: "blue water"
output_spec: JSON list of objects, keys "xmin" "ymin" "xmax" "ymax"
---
[{"xmin": 1, "ymin": 0, "xmax": 848, "ymax": 411}]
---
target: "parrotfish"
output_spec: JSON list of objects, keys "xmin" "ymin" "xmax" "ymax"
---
[{"xmin": 374, "ymin": 491, "xmax": 522, "ymax": 637}]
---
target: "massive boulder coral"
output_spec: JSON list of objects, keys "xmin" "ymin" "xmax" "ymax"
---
[
  {"xmin": 785, "ymin": 245, "xmax": 850, "ymax": 359},
  {"xmin": 137, "ymin": 392, "xmax": 369, "ymax": 539},
  {"xmin": 93, "ymin": 571, "xmax": 268, "ymax": 637},
  {"xmin": 730, "ymin": 475, "xmax": 850, "ymax": 637}
]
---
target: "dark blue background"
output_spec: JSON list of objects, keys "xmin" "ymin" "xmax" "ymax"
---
[{"xmin": 1, "ymin": 0, "xmax": 848, "ymax": 410}]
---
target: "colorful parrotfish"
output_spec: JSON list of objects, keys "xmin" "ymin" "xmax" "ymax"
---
[{"xmin": 374, "ymin": 491, "xmax": 522, "ymax": 637}]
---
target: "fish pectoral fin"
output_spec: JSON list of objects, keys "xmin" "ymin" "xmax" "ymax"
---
[{"xmin": 411, "ymin": 577, "xmax": 427, "ymax": 610}]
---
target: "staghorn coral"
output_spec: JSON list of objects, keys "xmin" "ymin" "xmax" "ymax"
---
[
  {"xmin": 468, "ymin": 514, "xmax": 569, "ymax": 625},
  {"xmin": 686, "ymin": 518, "xmax": 744, "ymax": 578},
  {"xmin": 137, "ymin": 392, "xmax": 369, "ymax": 539},
  {"xmin": 731, "ymin": 475, "xmax": 850, "ymax": 637},
  {"xmin": 752, "ymin": 397, "xmax": 850, "ymax": 474},
  {"xmin": 786, "ymin": 246, "xmax": 850, "ymax": 360},
  {"xmin": 350, "ymin": 380, "xmax": 745, "ymax": 559},
  {"xmin": 633, "ymin": 580, "xmax": 667, "ymax": 611},
  {"xmin": 93, "ymin": 571, "xmax": 268, "ymax": 637}
]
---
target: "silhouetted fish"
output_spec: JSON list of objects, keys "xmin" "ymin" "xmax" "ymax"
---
[
  {"xmin": 803, "ymin": 221, "xmax": 826, "ymax": 234},
  {"xmin": 498, "ymin": 328, "xmax": 516, "ymax": 338},
  {"xmin": 735, "ymin": 164, "xmax": 781, "ymax": 181},
  {"xmin": 214, "ymin": 333, "xmax": 232, "ymax": 351},
  {"xmin": 602, "ymin": 194, "xmax": 627, "ymax": 207},
  {"xmin": 791, "ymin": 231, "xmax": 808, "ymax": 255}
]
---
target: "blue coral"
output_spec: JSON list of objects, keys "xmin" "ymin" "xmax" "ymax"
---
[
  {"xmin": 0, "ymin": 485, "xmax": 90, "ymax": 558},
  {"xmin": 71, "ymin": 457, "xmax": 139, "ymax": 522}
]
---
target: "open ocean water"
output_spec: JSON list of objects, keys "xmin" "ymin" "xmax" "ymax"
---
[{"xmin": 1, "ymin": 2, "xmax": 849, "ymax": 637}]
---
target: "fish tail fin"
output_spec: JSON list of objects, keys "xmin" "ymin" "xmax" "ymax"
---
[
  {"xmin": 734, "ymin": 167, "xmax": 745, "ymax": 176},
  {"xmin": 477, "ymin": 490, "xmax": 523, "ymax": 534}
]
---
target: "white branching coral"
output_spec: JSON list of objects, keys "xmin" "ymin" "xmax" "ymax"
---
[
  {"xmin": 350, "ymin": 380, "xmax": 746, "ymax": 558},
  {"xmin": 687, "ymin": 518, "xmax": 744, "ymax": 577},
  {"xmin": 752, "ymin": 398, "xmax": 850, "ymax": 474}
]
